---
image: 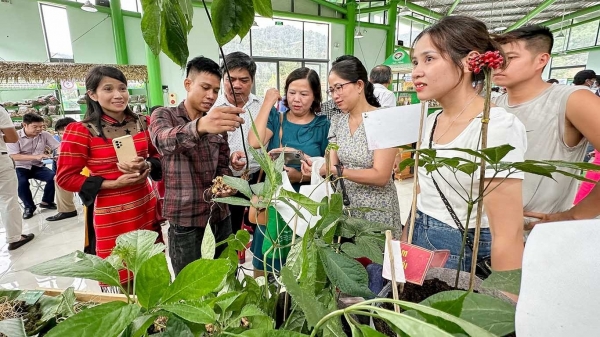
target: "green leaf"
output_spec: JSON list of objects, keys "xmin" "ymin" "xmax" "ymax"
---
[
  {"xmin": 355, "ymin": 236, "xmax": 384, "ymax": 264},
  {"xmin": 158, "ymin": 316, "xmax": 194, "ymax": 337},
  {"xmin": 136, "ymin": 254, "xmax": 171, "ymax": 309},
  {"xmin": 237, "ymin": 304, "xmax": 269, "ymax": 319},
  {"xmin": 481, "ymin": 269, "xmax": 521, "ymax": 295},
  {"xmin": 282, "ymin": 305, "xmax": 306, "ymax": 332},
  {"xmin": 358, "ymin": 324, "xmax": 388, "ymax": 336},
  {"xmin": 481, "ymin": 144, "xmax": 515, "ymax": 164},
  {"xmin": 213, "ymin": 196, "xmax": 253, "ymax": 207},
  {"xmin": 281, "ymin": 268, "xmax": 345, "ymax": 336},
  {"xmin": 398, "ymin": 157, "xmax": 415, "ymax": 172},
  {"xmin": 161, "ymin": 259, "xmax": 230, "ymax": 304},
  {"xmin": 210, "ymin": 291, "xmax": 247, "ymax": 314},
  {"xmin": 27, "ymin": 251, "xmax": 121, "ymax": 288},
  {"xmin": 201, "ymin": 224, "xmax": 216, "ymax": 259},
  {"xmin": 420, "ymin": 291, "xmax": 515, "ymax": 336},
  {"xmin": 140, "ymin": 0, "xmax": 161, "ymax": 55},
  {"xmin": 56, "ymin": 287, "xmax": 77, "ymax": 317},
  {"xmin": 511, "ymin": 162, "xmax": 555, "ymax": 179},
  {"xmin": 222, "ymin": 175, "xmax": 253, "ymax": 199},
  {"xmin": 211, "ymin": 0, "xmax": 255, "ymax": 46},
  {"xmin": 161, "ymin": 0, "xmax": 189, "ymax": 67},
  {"xmin": 252, "ymin": 0, "xmax": 273, "ymax": 17},
  {"xmin": 115, "ymin": 230, "xmax": 165, "ymax": 276},
  {"xmin": 45, "ymin": 302, "xmax": 140, "ymax": 337},
  {"xmin": 241, "ymin": 330, "xmax": 309, "ymax": 337},
  {"xmin": 279, "ymin": 189, "xmax": 323, "ymax": 216},
  {"xmin": 0, "ymin": 290, "xmax": 23, "ymax": 301},
  {"xmin": 317, "ymin": 247, "xmax": 374, "ymax": 298},
  {"xmin": 429, "ymin": 291, "xmax": 467, "ymax": 317},
  {"xmin": 0, "ymin": 318, "xmax": 26, "ymax": 337},
  {"xmin": 250, "ymin": 182, "xmax": 265, "ymax": 195},
  {"xmin": 543, "ymin": 159, "xmax": 600, "ymax": 171},
  {"xmin": 178, "ymin": 0, "xmax": 194, "ymax": 33},
  {"xmin": 159, "ymin": 302, "xmax": 216, "ymax": 324},
  {"xmin": 374, "ymin": 308, "xmax": 454, "ymax": 336},
  {"xmin": 456, "ymin": 162, "xmax": 478, "ymax": 175},
  {"xmin": 130, "ymin": 314, "xmax": 158, "ymax": 337}
]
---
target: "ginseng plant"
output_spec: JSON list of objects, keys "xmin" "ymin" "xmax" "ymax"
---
[{"xmin": 399, "ymin": 50, "xmax": 600, "ymax": 292}]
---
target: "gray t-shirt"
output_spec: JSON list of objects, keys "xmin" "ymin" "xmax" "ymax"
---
[{"xmin": 495, "ymin": 85, "xmax": 588, "ymax": 214}]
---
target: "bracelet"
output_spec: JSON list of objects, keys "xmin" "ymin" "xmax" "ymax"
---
[
  {"xmin": 145, "ymin": 160, "xmax": 152, "ymax": 172},
  {"xmin": 299, "ymin": 174, "xmax": 304, "ymax": 184}
]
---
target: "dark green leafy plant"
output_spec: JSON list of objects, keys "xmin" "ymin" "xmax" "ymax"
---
[{"xmin": 139, "ymin": 0, "xmax": 273, "ymax": 67}]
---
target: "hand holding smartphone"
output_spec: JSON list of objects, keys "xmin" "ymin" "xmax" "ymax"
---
[{"xmin": 112, "ymin": 135, "xmax": 138, "ymax": 164}]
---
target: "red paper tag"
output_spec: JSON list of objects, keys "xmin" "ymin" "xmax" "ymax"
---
[{"xmin": 400, "ymin": 243, "xmax": 450, "ymax": 285}]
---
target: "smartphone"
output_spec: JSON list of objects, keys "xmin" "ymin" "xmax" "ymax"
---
[
  {"xmin": 112, "ymin": 135, "xmax": 138, "ymax": 163},
  {"xmin": 270, "ymin": 151, "xmax": 303, "ymax": 166}
]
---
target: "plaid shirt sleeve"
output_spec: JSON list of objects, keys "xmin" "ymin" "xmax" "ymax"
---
[
  {"xmin": 218, "ymin": 133, "xmax": 232, "ymax": 177},
  {"xmin": 149, "ymin": 107, "xmax": 203, "ymax": 156}
]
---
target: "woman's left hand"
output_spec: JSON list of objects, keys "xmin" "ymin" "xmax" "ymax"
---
[{"xmin": 117, "ymin": 157, "xmax": 149, "ymax": 174}]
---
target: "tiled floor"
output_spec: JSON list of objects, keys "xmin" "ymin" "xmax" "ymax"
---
[{"xmin": 0, "ymin": 179, "xmax": 415, "ymax": 292}]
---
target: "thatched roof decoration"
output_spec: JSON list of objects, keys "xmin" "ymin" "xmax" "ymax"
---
[{"xmin": 0, "ymin": 62, "xmax": 148, "ymax": 83}]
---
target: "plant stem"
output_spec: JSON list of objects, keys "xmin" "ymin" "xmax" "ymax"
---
[
  {"xmin": 407, "ymin": 102, "xmax": 427, "ymax": 244},
  {"xmin": 469, "ymin": 71, "xmax": 493, "ymax": 290},
  {"xmin": 455, "ymin": 202, "xmax": 473, "ymax": 288}
]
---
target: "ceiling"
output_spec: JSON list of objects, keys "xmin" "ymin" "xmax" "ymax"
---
[
  {"xmin": 407, "ymin": 0, "xmax": 600, "ymax": 29},
  {"xmin": 332, "ymin": 1, "xmax": 600, "ymax": 31}
]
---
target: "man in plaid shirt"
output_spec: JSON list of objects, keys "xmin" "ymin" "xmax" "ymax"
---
[{"xmin": 150, "ymin": 57, "xmax": 244, "ymax": 276}]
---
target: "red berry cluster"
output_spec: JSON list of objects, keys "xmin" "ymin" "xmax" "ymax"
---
[{"xmin": 468, "ymin": 51, "xmax": 504, "ymax": 74}]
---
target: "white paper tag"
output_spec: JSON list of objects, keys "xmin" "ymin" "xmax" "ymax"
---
[
  {"xmin": 382, "ymin": 239, "xmax": 406, "ymax": 283},
  {"xmin": 363, "ymin": 103, "xmax": 428, "ymax": 150}
]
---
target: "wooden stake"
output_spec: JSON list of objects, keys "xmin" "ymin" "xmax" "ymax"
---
[
  {"xmin": 385, "ymin": 230, "xmax": 401, "ymax": 314},
  {"xmin": 407, "ymin": 102, "xmax": 427, "ymax": 244}
]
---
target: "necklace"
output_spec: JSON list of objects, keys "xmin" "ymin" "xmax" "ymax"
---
[{"xmin": 434, "ymin": 95, "xmax": 478, "ymax": 143}]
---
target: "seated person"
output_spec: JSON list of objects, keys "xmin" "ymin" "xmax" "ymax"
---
[
  {"xmin": 7, "ymin": 113, "xmax": 60, "ymax": 219},
  {"xmin": 46, "ymin": 117, "xmax": 78, "ymax": 222}
]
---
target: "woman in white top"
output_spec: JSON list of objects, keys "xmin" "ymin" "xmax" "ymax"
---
[{"xmin": 403, "ymin": 15, "xmax": 526, "ymax": 273}]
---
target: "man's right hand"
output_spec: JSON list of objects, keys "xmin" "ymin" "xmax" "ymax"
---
[
  {"xmin": 197, "ymin": 106, "xmax": 244, "ymax": 135},
  {"xmin": 36, "ymin": 154, "xmax": 50, "ymax": 161}
]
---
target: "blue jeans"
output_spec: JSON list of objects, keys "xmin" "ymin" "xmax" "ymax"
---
[
  {"xmin": 16, "ymin": 166, "xmax": 55, "ymax": 209},
  {"xmin": 411, "ymin": 210, "xmax": 491, "ymax": 272},
  {"xmin": 168, "ymin": 216, "xmax": 232, "ymax": 276}
]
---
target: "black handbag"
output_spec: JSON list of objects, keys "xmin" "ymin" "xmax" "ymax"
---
[{"xmin": 428, "ymin": 113, "xmax": 492, "ymax": 279}]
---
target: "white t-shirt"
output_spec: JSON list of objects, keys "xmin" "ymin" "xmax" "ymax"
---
[
  {"xmin": 373, "ymin": 84, "xmax": 397, "ymax": 108},
  {"xmin": 0, "ymin": 106, "xmax": 13, "ymax": 153},
  {"xmin": 417, "ymin": 107, "xmax": 527, "ymax": 229}
]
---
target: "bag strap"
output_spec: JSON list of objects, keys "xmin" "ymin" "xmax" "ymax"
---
[
  {"xmin": 279, "ymin": 113, "xmax": 284, "ymax": 148},
  {"xmin": 428, "ymin": 113, "xmax": 475, "ymax": 252}
]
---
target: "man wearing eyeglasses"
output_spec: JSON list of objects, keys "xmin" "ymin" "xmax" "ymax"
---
[{"xmin": 7, "ymin": 113, "xmax": 60, "ymax": 219}]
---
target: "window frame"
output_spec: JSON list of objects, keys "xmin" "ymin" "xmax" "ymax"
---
[{"xmin": 39, "ymin": 3, "xmax": 75, "ymax": 63}]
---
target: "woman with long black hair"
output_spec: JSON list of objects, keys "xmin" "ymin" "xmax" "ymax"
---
[{"xmin": 56, "ymin": 66, "xmax": 163, "ymax": 291}]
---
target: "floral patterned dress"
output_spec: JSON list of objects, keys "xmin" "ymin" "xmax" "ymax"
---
[{"xmin": 329, "ymin": 113, "xmax": 401, "ymax": 227}]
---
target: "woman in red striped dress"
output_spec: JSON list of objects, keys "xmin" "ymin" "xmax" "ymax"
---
[{"xmin": 56, "ymin": 66, "xmax": 163, "ymax": 290}]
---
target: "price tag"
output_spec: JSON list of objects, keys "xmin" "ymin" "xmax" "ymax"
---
[{"xmin": 383, "ymin": 242, "xmax": 450, "ymax": 285}]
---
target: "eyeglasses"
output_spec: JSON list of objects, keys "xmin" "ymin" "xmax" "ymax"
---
[{"xmin": 327, "ymin": 81, "xmax": 357, "ymax": 95}]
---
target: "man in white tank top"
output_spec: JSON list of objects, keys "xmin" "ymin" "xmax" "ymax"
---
[{"xmin": 493, "ymin": 25, "xmax": 600, "ymax": 227}]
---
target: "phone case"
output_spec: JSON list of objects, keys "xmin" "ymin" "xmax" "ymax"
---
[{"xmin": 112, "ymin": 135, "xmax": 138, "ymax": 163}]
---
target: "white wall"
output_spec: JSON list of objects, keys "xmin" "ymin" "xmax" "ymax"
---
[
  {"xmin": 67, "ymin": 7, "xmax": 116, "ymax": 64},
  {"xmin": 354, "ymin": 27, "xmax": 388, "ymax": 72},
  {"xmin": 330, "ymin": 23, "xmax": 346, "ymax": 61},
  {"xmin": 0, "ymin": 0, "xmax": 48, "ymax": 62},
  {"xmin": 586, "ymin": 50, "xmax": 600, "ymax": 72}
]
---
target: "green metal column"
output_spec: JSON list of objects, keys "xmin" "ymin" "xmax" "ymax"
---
[
  {"xmin": 110, "ymin": 0, "xmax": 129, "ymax": 64},
  {"xmin": 145, "ymin": 45, "xmax": 164, "ymax": 106},
  {"xmin": 345, "ymin": 0, "xmax": 356, "ymax": 56},
  {"xmin": 386, "ymin": 0, "xmax": 399, "ymax": 58}
]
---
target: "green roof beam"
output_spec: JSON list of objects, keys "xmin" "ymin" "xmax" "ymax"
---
[
  {"xmin": 359, "ymin": 21, "xmax": 389, "ymax": 29},
  {"xmin": 272, "ymin": 10, "xmax": 347, "ymax": 24},
  {"xmin": 446, "ymin": 0, "xmax": 461, "ymax": 16},
  {"xmin": 308, "ymin": 0, "xmax": 347, "ymax": 14},
  {"xmin": 361, "ymin": 5, "xmax": 389, "ymax": 14},
  {"xmin": 540, "ymin": 4, "xmax": 600, "ymax": 27},
  {"xmin": 507, "ymin": 0, "xmax": 558, "ymax": 31},
  {"xmin": 402, "ymin": 15, "xmax": 432, "ymax": 27},
  {"xmin": 345, "ymin": 0, "xmax": 357, "ymax": 55},
  {"xmin": 403, "ymin": 2, "xmax": 443, "ymax": 20},
  {"xmin": 551, "ymin": 16, "xmax": 600, "ymax": 32},
  {"xmin": 551, "ymin": 45, "xmax": 600, "ymax": 56},
  {"xmin": 386, "ymin": 0, "xmax": 400, "ymax": 58}
]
